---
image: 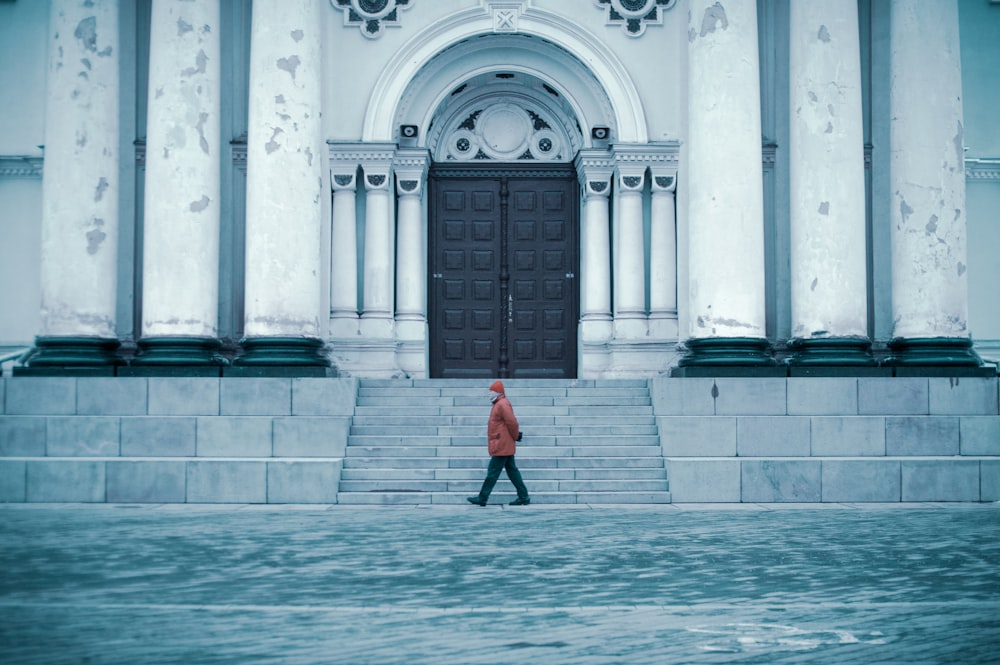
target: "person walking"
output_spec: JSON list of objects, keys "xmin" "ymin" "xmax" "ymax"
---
[{"xmin": 467, "ymin": 380, "xmax": 531, "ymax": 506}]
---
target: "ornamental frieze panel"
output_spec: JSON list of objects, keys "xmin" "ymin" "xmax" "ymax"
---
[
  {"xmin": 438, "ymin": 101, "xmax": 571, "ymax": 163},
  {"xmin": 331, "ymin": 0, "xmax": 412, "ymax": 39},
  {"xmin": 595, "ymin": 0, "xmax": 677, "ymax": 37}
]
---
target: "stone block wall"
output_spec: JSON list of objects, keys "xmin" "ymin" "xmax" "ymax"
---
[
  {"xmin": 652, "ymin": 377, "xmax": 1000, "ymax": 503},
  {"xmin": 0, "ymin": 377, "xmax": 356, "ymax": 503}
]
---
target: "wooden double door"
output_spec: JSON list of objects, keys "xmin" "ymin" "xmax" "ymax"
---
[{"xmin": 429, "ymin": 165, "xmax": 579, "ymax": 379}]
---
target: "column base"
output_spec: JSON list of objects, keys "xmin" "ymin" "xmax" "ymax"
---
[
  {"xmin": 885, "ymin": 337, "xmax": 982, "ymax": 366},
  {"xmin": 130, "ymin": 336, "xmax": 228, "ymax": 366},
  {"xmin": 14, "ymin": 336, "xmax": 122, "ymax": 376},
  {"xmin": 786, "ymin": 337, "xmax": 876, "ymax": 366},
  {"xmin": 886, "ymin": 337, "xmax": 995, "ymax": 376},
  {"xmin": 677, "ymin": 337, "xmax": 776, "ymax": 367},
  {"xmin": 229, "ymin": 336, "xmax": 333, "ymax": 376}
]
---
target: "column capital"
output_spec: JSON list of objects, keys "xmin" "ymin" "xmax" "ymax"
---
[
  {"xmin": 394, "ymin": 148, "xmax": 430, "ymax": 195},
  {"xmin": 616, "ymin": 170, "xmax": 645, "ymax": 191},
  {"xmin": 650, "ymin": 172, "xmax": 677, "ymax": 193},
  {"xmin": 327, "ymin": 141, "xmax": 396, "ymax": 182},
  {"xmin": 574, "ymin": 149, "xmax": 615, "ymax": 196},
  {"xmin": 612, "ymin": 141, "xmax": 680, "ymax": 169},
  {"xmin": 331, "ymin": 172, "xmax": 357, "ymax": 191}
]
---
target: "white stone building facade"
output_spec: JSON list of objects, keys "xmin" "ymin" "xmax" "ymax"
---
[{"xmin": 1, "ymin": 0, "xmax": 998, "ymax": 379}]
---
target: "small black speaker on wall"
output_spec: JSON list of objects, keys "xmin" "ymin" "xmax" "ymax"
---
[
  {"xmin": 591, "ymin": 126, "xmax": 610, "ymax": 147},
  {"xmin": 399, "ymin": 124, "xmax": 419, "ymax": 145}
]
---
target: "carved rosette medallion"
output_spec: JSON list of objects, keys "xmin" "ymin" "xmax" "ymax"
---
[
  {"xmin": 440, "ymin": 102, "xmax": 569, "ymax": 163},
  {"xmin": 595, "ymin": 0, "xmax": 676, "ymax": 37},
  {"xmin": 331, "ymin": 0, "xmax": 413, "ymax": 39}
]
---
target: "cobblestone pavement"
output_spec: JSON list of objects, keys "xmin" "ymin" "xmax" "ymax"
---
[{"xmin": 1, "ymin": 503, "xmax": 999, "ymax": 664}]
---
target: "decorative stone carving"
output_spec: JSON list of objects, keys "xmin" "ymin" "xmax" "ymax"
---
[
  {"xmin": 439, "ymin": 101, "xmax": 570, "ymax": 162},
  {"xmin": 330, "ymin": 0, "xmax": 412, "ymax": 39},
  {"xmin": 595, "ymin": 0, "xmax": 676, "ymax": 37},
  {"xmin": 491, "ymin": 3, "xmax": 520, "ymax": 32}
]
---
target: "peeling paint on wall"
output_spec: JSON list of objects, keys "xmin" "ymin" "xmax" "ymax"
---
[
  {"xmin": 86, "ymin": 226, "xmax": 106, "ymax": 255},
  {"xmin": 699, "ymin": 2, "xmax": 728, "ymax": 37},
  {"xmin": 277, "ymin": 55, "xmax": 300, "ymax": 80},
  {"xmin": 818, "ymin": 25, "xmax": 830, "ymax": 43},
  {"xmin": 196, "ymin": 112, "xmax": 209, "ymax": 154},
  {"xmin": 265, "ymin": 127, "xmax": 284, "ymax": 154},
  {"xmin": 181, "ymin": 49, "xmax": 208, "ymax": 77},
  {"xmin": 899, "ymin": 197, "xmax": 913, "ymax": 225},
  {"xmin": 74, "ymin": 16, "xmax": 96, "ymax": 53},
  {"xmin": 189, "ymin": 195, "xmax": 210, "ymax": 212},
  {"xmin": 94, "ymin": 177, "xmax": 108, "ymax": 202}
]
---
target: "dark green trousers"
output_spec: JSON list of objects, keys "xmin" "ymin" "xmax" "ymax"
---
[{"xmin": 476, "ymin": 455, "xmax": 529, "ymax": 501}]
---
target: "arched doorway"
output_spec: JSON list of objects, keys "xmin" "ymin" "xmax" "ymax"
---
[{"xmin": 425, "ymin": 72, "xmax": 582, "ymax": 378}]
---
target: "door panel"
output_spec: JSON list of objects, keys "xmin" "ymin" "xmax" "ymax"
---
[
  {"xmin": 431, "ymin": 180, "xmax": 501, "ymax": 379},
  {"xmin": 429, "ymin": 168, "xmax": 578, "ymax": 379}
]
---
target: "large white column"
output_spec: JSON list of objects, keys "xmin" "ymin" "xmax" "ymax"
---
[
  {"xmin": 394, "ymin": 150, "xmax": 430, "ymax": 376},
  {"xmin": 887, "ymin": 0, "xmax": 978, "ymax": 366},
  {"xmin": 361, "ymin": 157, "xmax": 395, "ymax": 339},
  {"xmin": 613, "ymin": 167, "xmax": 646, "ymax": 338},
  {"xmin": 682, "ymin": 0, "xmax": 770, "ymax": 367},
  {"xmin": 787, "ymin": 0, "xmax": 871, "ymax": 366},
  {"xmin": 649, "ymin": 172, "xmax": 677, "ymax": 323},
  {"xmin": 575, "ymin": 152, "xmax": 614, "ymax": 376},
  {"xmin": 394, "ymin": 153, "xmax": 428, "ymax": 323},
  {"xmin": 579, "ymin": 175, "xmax": 613, "ymax": 325},
  {"xmin": 137, "ymin": 0, "xmax": 222, "ymax": 365},
  {"xmin": 31, "ymin": 0, "xmax": 121, "ymax": 369},
  {"xmin": 329, "ymin": 169, "xmax": 359, "ymax": 336},
  {"xmin": 240, "ymin": 0, "xmax": 326, "ymax": 367}
]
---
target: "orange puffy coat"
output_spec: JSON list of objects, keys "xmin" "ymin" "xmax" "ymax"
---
[{"xmin": 487, "ymin": 395, "xmax": 520, "ymax": 457}]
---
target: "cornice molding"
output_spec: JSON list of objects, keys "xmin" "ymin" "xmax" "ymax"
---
[
  {"xmin": 966, "ymin": 158, "xmax": 1000, "ymax": 182},
  {"xmin": 0, "ymin": 155, "xmax": 44, "ymax": 179}
]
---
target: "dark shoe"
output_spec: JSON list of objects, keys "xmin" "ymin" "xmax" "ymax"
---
[
  {"xmin": 466, "ymin": 496, "xmax": 487, "ymax": 506},
  {"xmin": 508, "ymin": 497, "xmax": 531, "ymax": 506}
]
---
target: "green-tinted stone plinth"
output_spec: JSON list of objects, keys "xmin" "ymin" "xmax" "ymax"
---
[
  {"xmin": 232, "ymin": 337, "xmax": 332, "ymax": 375},
  {"xmin": 13, "ymin": 336, "xmax": 121, "ymax": 375},
  {"xmin": 886, "ymin": 337, "xmax": 982, "ymax": 366},
  {"xmin": 785, "ymin": 337, "xmax": 875, "ymax": 367},
  {"xmin": 130, "ymin": 336, "xmax": 228, "ymax": 366},
  {"xmin": 677, "ymin": 337, "xmax": 776, "ymax": 367}
]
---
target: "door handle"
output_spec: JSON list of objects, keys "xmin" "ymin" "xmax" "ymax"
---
[
  {"xmin": 508, "ymin": 293, "xmax": 513, "ymax": 324},
  {"xmin": 432, "ymin": 273, "xmax": 443, "ymax": 279}
]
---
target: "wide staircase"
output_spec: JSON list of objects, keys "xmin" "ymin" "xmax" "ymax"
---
[{"xmin": 338, "ymin": 379, "xmax": 671, "ymax": 505}]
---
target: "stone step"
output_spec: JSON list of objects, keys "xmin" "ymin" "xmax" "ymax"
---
[
  {"xmin": 353, "ymin": 402, "xmax": 654, "ymax": 415},
  {"xmin": 349, "ymin": 414, "xmax": 657, "ymax": 426},
  {"xmin": 359, "ymin": 378, "xmax": 651, "ymax": 388},
  {"xmin": 357, "ymin": 386, "xmax": 652, "ymax": 398},
  {"xmin": 337, "ymin": 479, "xmax": 669, "ymax": 493},
  {"xmin": 345, "ymin": 434, "xmax": 662, "ymax": 446},
  {"xmin": 342, "ymin": 456, "xmax": 666, "ymax": 469},
  {"xmin": 340, "ymin": 468, "xmax": 668, "ymax": 481},
  {"xmin": 343, "ymin": 445, "xmax": 664, "ymax": 458},
  {"xmin": 335, "ymin": 490, "xmax": 673, "ymax": 505},
  {"xmin": 349, "ymin": 425, "xmax": 659, "ymax": 437}
]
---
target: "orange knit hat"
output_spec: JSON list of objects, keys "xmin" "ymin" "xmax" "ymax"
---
[{"xmin": 489, "ymin": 380, "xmax": 504, "ymax": 394}]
